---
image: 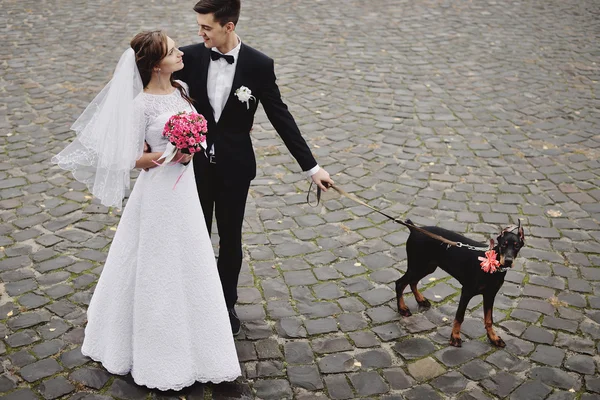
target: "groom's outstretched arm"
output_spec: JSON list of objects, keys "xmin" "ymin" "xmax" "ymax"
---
[
  {"xmin": 260, "ymin": 58, "xmax": 316, "ymax": 172},
  {"xmin": 260, "ymin": 59, "xmax": 333, "ymax": 190}
]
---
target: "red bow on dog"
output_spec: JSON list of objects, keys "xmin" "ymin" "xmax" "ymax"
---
[{"xmin": 479, "ymin": 249, "xmax": 500, "ymax": 273}]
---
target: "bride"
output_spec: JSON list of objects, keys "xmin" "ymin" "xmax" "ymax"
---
[{"xmin": 52, "ymin": 30, "xmax": 241, "ymax": 391}]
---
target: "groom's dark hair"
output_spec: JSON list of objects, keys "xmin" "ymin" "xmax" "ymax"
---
[{"xmin": 193, "ymin": 0, "xmax": 241, "ymax": 26}]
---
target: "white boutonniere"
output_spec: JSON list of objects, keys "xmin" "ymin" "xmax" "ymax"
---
[{"xmin": 235, "ymin": 86, "xmax": 255, "ymax": 109}]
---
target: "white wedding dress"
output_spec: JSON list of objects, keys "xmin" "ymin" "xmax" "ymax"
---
[{"xmin": 80, "ymin": 82, "xmax": 241, "ymax": 391}]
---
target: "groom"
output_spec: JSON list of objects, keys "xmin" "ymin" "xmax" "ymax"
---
[{"xmin": 177, "ymin": 0, "xmax": 334, "ymax": 335}]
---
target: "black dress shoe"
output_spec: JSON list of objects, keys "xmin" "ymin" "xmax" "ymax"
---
[{"xmin": 228, "ymin": 308, "xmax": 241, "ymax": 336}]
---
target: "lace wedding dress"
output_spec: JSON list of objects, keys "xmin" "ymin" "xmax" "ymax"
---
[{"xmin": 80, "ymin": 82, "xmax": 241, "ymax": 391}]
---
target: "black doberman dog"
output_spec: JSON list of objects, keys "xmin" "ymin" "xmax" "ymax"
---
[{"xmin": 395, "ymin": 220, "xmax": 525, "ymax": 347}]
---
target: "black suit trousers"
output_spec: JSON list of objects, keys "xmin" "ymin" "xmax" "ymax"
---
[{"xmin": 193, "ymin": 153, "xmax": 251, "ymax": 309}]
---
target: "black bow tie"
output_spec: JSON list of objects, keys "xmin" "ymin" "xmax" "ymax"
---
[{"xmin": 210, "ymin": 50, "xmax": 234, "ymax": 64}]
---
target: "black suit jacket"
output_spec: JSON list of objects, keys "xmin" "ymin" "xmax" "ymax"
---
[{"xmin": 176, "ymin": 42, "xmax": 317, "ymax": 181}]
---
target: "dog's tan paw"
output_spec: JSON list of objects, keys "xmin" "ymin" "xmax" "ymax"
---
[
  {"xmin": 417, "ymin": 299, "xmax": 431, "ymax": 310},
  {"xmin": 449, "ymin": 335, "xmax": 462, "ymax": 347},
  {"xmin": 398, "ymin": 308, "xmax": 412, "ymax": 317},
  {"xmin": 490, "ymin": 336, "xmax": 506, "ymax": 348}
]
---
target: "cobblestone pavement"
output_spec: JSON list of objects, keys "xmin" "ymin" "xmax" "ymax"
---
[{"xmin": 1, "ymin": 0, "xmax": 600, "ymax": 399}]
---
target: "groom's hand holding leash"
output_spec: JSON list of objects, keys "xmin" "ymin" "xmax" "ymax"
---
[{"xmin": 312, "ymin": 168, "xmax": 334, "ymax": 191}]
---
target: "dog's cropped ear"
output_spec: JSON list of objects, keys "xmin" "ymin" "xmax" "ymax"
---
[{"xmin": 518, "ymin": 219, "xmax": 525, "ymax": 242}]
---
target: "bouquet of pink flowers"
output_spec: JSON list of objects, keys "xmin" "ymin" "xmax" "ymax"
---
[
  {"xmin": 155, "ymin": 112, "xmax": 208, "ymax": 188},
  {"xmin": 162, "ymin": 111, "xmax": 208, "ymax": 156}
]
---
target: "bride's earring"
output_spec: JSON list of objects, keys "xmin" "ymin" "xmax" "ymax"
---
[{"xmin": 155, "ymin": 68, "xmax": 161, "ymax": 85}]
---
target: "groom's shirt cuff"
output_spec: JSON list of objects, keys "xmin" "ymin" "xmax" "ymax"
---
[{"xmin": 305, "ymin": 164, "xmax": 320, "ymax": 178}]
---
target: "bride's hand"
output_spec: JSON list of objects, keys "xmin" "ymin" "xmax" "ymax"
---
[{"xmin": 175, "ymin": 150, "xmax": 193, "ymax": 165}]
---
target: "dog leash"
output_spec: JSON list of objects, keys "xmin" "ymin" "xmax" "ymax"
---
[{"xmin": 308, "ymin": 181, "xmax": 489, "ymax": 252}]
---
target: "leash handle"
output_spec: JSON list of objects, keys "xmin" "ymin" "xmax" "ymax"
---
[{"xmin": 306, "ymin": 181, "xmax": 322, "ymax": 207}]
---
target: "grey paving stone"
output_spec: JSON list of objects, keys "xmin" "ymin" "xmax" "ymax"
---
[
  {"xmin": 504, "ymin": 335, "xmax": 536, "ymax": 357},
  {"xmin": 555, "ymin": 332, "xmax": 595, "ymax": 355},
  {"xmin": 500, "ymin": 320, "xmax": 528, "ymax": 336},
  {"xmin": 354, "ymin": 349, "xmax": 392, "ymax": 368},
  {"xmin": 37, "ymin": 318, "xmax": 72, "ymax": 340},
  {"xmin": 359, "ymin": 287, "xmax": 395, "ymax": 306},
  {"xmin": 366, "ymin": 305, "xmax": 399, "ymax": 324},
  {"xmin": 487, "ymin": 350, "xmax": 530, "ymax": 372},
  {"xmin": 564, "ymin": 354, "xmax": 597, "ymax": 375},
  {"xmin": 393, "ymin": 337, "xmax": 436, "ymax": 360},
  {"xmin": 9, "ymin": 349, "xmax": 37, "ymax": 368},
  {"xmin": 542, "ymin": 316, "xmax": 579, "ymax": 333},
  {"xmin": 482, "ymin": 371, "xmax": 523, "ymax": 398},
  {"xmin": 382, "ymin": 367, "xmax": 414, "ymax": 390},
  {"xmin": 323, "ymin": 374, "xmax": 353, "ymax": 400},
  {"xmin": 422, "ymin": 282, "xmax": 457, "ymax": 303},
  {"xmin": 7, "ymin": 310, "xmax": 51, "ymax": 330},
  {"xmin": 6, "ymin": 329, "xmax": 40, "ymax": 348},
  {"xmin": 253, "ymin": 379, "xmax": 292, "ymax": 399},
  {"xmin": 0, "ymin": 389, "xmax": 39, "ymax": 400},
  {"xmin": 435, "ymin": 340, "xmax": 492, "ymax": 367},
  {"xmin": 36, "ymin": 376, "xmax": 75, "ymax": 400},
  {"xmin": 318, "ymin": 353, "xmax": 359, "ymax": 374},
  {"xmin": 372, "ymin": 323, "xmax": 407, "ymax": 341},
  {"xmin": 336, "ymin": 313, "xmax": 368, "ymax": 332},
  {"xmin": 68, "ymin": 367, "xmax": 111, "ymax": 390},
  {"xmin": 408, "ymin": 357, "xmax": 446, "ymax": 382},
  {"xmin": 402, "ymin": 314, "xmax": 437, "ymax": 333},
  {"xmin": 254, "ymin": 360, "xmax": 286, "ymax": 378},
  {"xmin": 255, "ymin": 338, "xmax": 282, "ymax": 360},
  {"xmin": 509, "ymin": 380, "xmax": 552, "ymax": 400},
  {"xmin": 277, "ymin": 318, "xmax": 307, "ymax": 338},
  {"xmin": 17, "ymin": 293, "xmax": 50, "ymax": 309},
  {"xmin": 235, "ymin": 341, "xmax": 257, "ymax": 362},
  {"xmin": 287, "ymin": 365, "xmax": 324, "ymax": 390},
  {"xmin": 403, "ymin": 384, "xmax": 443, "ymax": 400},
  {"xmin": 107, "ymin": 377, "xmax": 150, "ymax": 400},
  {"xmin": 522, "ymin": 326, "xmax": 555, "ymax": 345},
  {"xmin": 37, "ymin": 271, "xmax": 71, "ymax": 286},
  {"xmin": 60, "ymin": 347, "xmax": 91, "ymax": 368},
  {"xmin": 5, "ymin": 278, "xmax": 38, "ymax": 296},
  {"xmin": 210, "ymin": 382, "xmax": 251, "ymax": 400},
  {"xmin": 20, "ymin": 358, "xmax": 63, "ymax": 383},
  {"xmin": 529, "ymin": 367, "xmax": 582, "ymax": 391},
  {"xmin": 460, "ymin": 359, "xmax": 495, "ymax": 381},
  {"xmin": 348, "ymin": 331, "xmax": 380, "ymax": 348},
  {"xmin": 530, "ymin": 345, "xmax": 566, "ymax": 367},
  {"xmin": 581, "ymin": 394, "xmax": 600, "ymax": 400},
  {"xmin": 547, "ymin": 391, "xmax": 577, "ymax": 400},
  {"xmin": 517, "ymin": 298, "xmax": 556, "ymax": 316},
  {"xmin": 31, "ymin": 339, "xmax": 65, "ymax": 359},
  {"xmin": 312, "ymin": 337, "xmax": 353, "ymax": 355},
  {"xmin": 244, "ymin": 320, "xmax": 273, "ymax": 340},
  {"xmin": 349, "ymin": 371, "xmax": 388, "ymax": 396},
  {"xmin": 431, "ymin": 371, "xmax": 468, "ymax": 394},
  {"xmin": 62, "ymin": 327, "xmax": 85, "ymax": 345},
  {"xmin": 297, "ymin": 301, "xmax": 341, "ymax": 318},
  {"xmin": 586, "ymin": 376, "xmax": 600, "ymax": 394},
  {"xmin": 284, "ymin": 341, "xmax": 314, "ymax": 364},
  {"xmin": 305, "ymin": 317, "xmax": 338, "ymax": 335},
  {"xmin": 266, "ymin": 300, "xmax": 297, "ymax": 319}
]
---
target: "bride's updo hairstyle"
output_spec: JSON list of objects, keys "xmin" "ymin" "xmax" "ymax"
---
[{"xmin": 130, "ymin": 30, "xmax": 193, "ymax": 104}]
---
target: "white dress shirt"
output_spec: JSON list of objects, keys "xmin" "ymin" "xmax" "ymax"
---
[
  {"xmin": 207, "ymin": 37, "xmax": 320, "ymax": 177},
  {"xmin": 207, "ymin": 38, "xmax": 241, "ymax": 123}
]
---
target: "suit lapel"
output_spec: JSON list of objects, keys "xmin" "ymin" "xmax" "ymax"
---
[
  {"xmin": 198, "ymin": 47, "xmax": 215, "ymax": 125},
  {"xmin": 218, "ymin": 43, "xmax": 245, "ymax": 126}
]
